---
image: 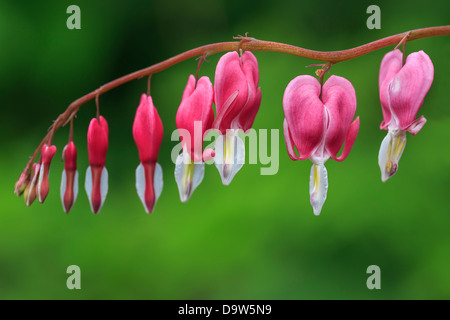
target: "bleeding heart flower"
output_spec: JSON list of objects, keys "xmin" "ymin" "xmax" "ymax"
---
[
  {"xmin": 378, "ymin": 49, "xmax": 434, "ymax": 182},
  {"xmin": 60, "ymin": 141, "xmax": 78, "ymax": 213},
  {"xmin": 85, "ymin": 116, "xmax": 109, "ymax": 214},
  {"xmin": 212, "ymin": 51, "xmax": 262, "ymax": 185},
  {"xmin": 283, "ymin": 75, "xmax": 360, "ymax": 215},
  {"xmin": 37, "ymin": 144, "xmax": 57, "ymax": 203},
  {"xmin": 175, "ymin": 74, "xmax": 214, "ymax": 202},
  {"xmin": 133, "ymin": 94, "xmax": 164, "ymax": 213}
]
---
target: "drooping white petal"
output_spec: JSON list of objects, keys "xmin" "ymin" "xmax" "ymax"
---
[
  {"xmin": 85, "ymin": 166, "xmax": 93, "ymax": 211},
  {"xmin": 73, "ymin": 170, "xmax": 79, "ymax": 207},
  {"xmin": 214, "ymin": 130, "xmax": 245, "ymax": 186},
  {"xmin": 100, "ymin": 167, "xmax": 108, "ymax": 209},
  {"xmin": 135, "ymin": 163, "xmax": 147, "ymax": 212},
  {"xmin": 378, "ymin": 130, "xmax": 406, "ymax": 182},
  {"xmin": 309, "ymin": 162, "xmax": 328, "ymax": 216},
  {"xmin": 154, "ymin": 162, "xmax": 163, "ymax": 204},
  {"xmin": 174, "ymin": 151, "xmax": 205, "ymax": 202},
  {"xmin": 60, "ymin": 169, "xmax": 66, "ymax": 208}
]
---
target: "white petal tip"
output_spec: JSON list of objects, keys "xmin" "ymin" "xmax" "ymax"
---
[
  {"xmin": 175, "ymin": 153, "xmax": 205, "ymax": 202},
  {"xmin": 378, "ymin": 130, "xmax": 405, "ymax": 183},
  {"xmin": 309, "ymin": 163, "xmax": 328, "ymax": 217},
  {"xmin": 214, "ymin": 132, "xmax": 245, "ymax": 186}
]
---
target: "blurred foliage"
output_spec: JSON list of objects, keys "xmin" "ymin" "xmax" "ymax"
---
[{"xmin": 0, "ymin": 0, "xmax": 449, "ymax": 299}]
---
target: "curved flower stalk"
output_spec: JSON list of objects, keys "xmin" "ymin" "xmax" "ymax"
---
[
  {"xmin": 212, "ymin": 51, "xmax": 262, "ymax": 185},
  {"xmin": 283, "ymin": 75, "xmax": 360, "ymax": 215},
  {"xmin": 378, "ymin": 49, "xmax": 434, "ymax": 182},
  {"xmin": 37, "ymin": 144, "xmax": 57, "ymax": 203},
  {"xmin": 60, "ymin": 141, "xmax": 78, "ymax": 213},
  {"xmin": 85, "ymin": 116, "xmax": 109, "ymax": 214},
  {"xmin": 133, "ymin": 94, "xmax": 164, "ymax": 213},
  {"xmin": 175, "ymin": 75, "xmax": 214, "ymax": 202}
]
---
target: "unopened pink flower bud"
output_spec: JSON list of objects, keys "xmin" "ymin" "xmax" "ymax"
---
[
  {"xmin": 24, "ymin": 163, "xmax": 41, "ymax": 207},
  {"xmin": 14, "ymin": 172, "xmax": 30, "ymax": 196},
  {"xmin": 133, "ymin": 94, "xmax": 164, "ymax": 213},
  {"xmin": 37, "ymin": 144, "xmax": 57, "ymax": 203},
  {"xmin": 85, "ymin": 116, "xmax": 109, "ymax": 214},
  {"xmin": 61, "ymin": 141, "xmax": 78, "ymax": 213}
]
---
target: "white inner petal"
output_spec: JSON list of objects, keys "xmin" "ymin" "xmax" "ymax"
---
[
  {"xmin": 73, "ymin": 170, "xmax": 79, "ymax": 208},
  {"xmin": 175, "ymin": 152, "xmax": 205, "ymax": 202},
  {"xmin": 378, "ymin": 130, "xmax": 406, "ymax": 182},
  {"xmin": 214, "ymin": 131, "xmax": 245, "ymax": 186},
  {"xmin": 135, "ymin": 163, "xmax": 147, "ymax": 213},
  {"xmin": 84, "ymin": 166, "xmax": 93, "ymax": 213},
  {"xmin": 99, "ymin": 167, "xmax": 108, "ymax": 212},
  {"xmin": 309, "ymin": 162, "xmax": 328, "ymax": 216},
  {"xmin": 154, "ymin": 162, "xmax": 163, "ymax": 205},
  {"xmin": 60, "ymin": 169, "xmax": 67, "ymax": 211}
]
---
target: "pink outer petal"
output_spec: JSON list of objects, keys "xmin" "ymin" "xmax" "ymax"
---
[
  {"xmin": 388, "ymin": 50, "xmax": 434, "ymax": 132},
  {"xmin": 62, "ymin": 169, "xmax": 77, "ymax": 213},
  {"xmin": 330, "ymin": 117, "xmax": 360, "ymax": 162},
  {"xmin": 141, "ymin": 162, "xmax": 156, "ymax": 214},
  {"xmin": 404, "ymin": 115, "xmax": 426, "ymax": 136},
  {"xmin": 238, "ymin": 85, "xmax": 262, "ymax": 133},
  {"xmin": 89, "ymin": 166, "xmax": 104, "ymax": 214},
  {"xmin": 322, "ymin": 75, "xmax": 358, "ymax": 158},
  {"xmin": 63, "ymin": 141, "xmax": 77, "ymax": 171},
  {"xmin": 133, "ymin": 94, "xmax": 164, "ymax": 164},
  {"xmin": 283, "ymin": 118, "xmax": 308, "ymax": 161},
  {"xmin": 41, "ymin": 144, "xmax": 57, "ymax": 164},
  {"xmin": 213, "ymin": 51, "xmax": 249, "ymax": 130},
  {"xmin": 379, "ymin": 49, "xmax": 403, "ymax": 129},
  {"xmin": 176, "ymin": 75, "xmax": 214, "ymax": 162},
  {"xmin": 282, "ymin": 75, "xmax": 325, "ymax": 160},
  {"xmin": 237, "ymin": 51, "xmax": 261, "ymax": 131},
  {"xmin": 212, "ymin": 90, "xmax": 239, "ymax": 133},
  {"xmin": 87, "ymin": 116, "xmax": 109, "ymax": 167}
]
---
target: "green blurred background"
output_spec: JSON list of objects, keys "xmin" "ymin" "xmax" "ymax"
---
[{"xmin": 1, "ymin": 0, "xmax": 449, "ymax": 299}]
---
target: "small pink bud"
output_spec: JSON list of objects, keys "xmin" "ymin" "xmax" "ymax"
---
[
  {"xmin": 133, "ymin": 94, "xmax": 164, "ymax": 213},
  {"xmin": 85, "ymin": 116, "xmax": 109, "ymax": 214},
  {"xmin": 37, "ymin": 144, "xmax": 57, "ymax": 203},
  {"xmin": 61, "ymin": 141, "xmax": 78, "ymax": 213},
  {"xmin": 24, "ymin": 163, "xmax": 40, "ymax": 207},
  {"xmin": 202, "ymin": 148, "xmax": 215, "ymax": 162},
  {"xmin": 14, "ymin": 172, "xmax": 30, "ymax": 196}
]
